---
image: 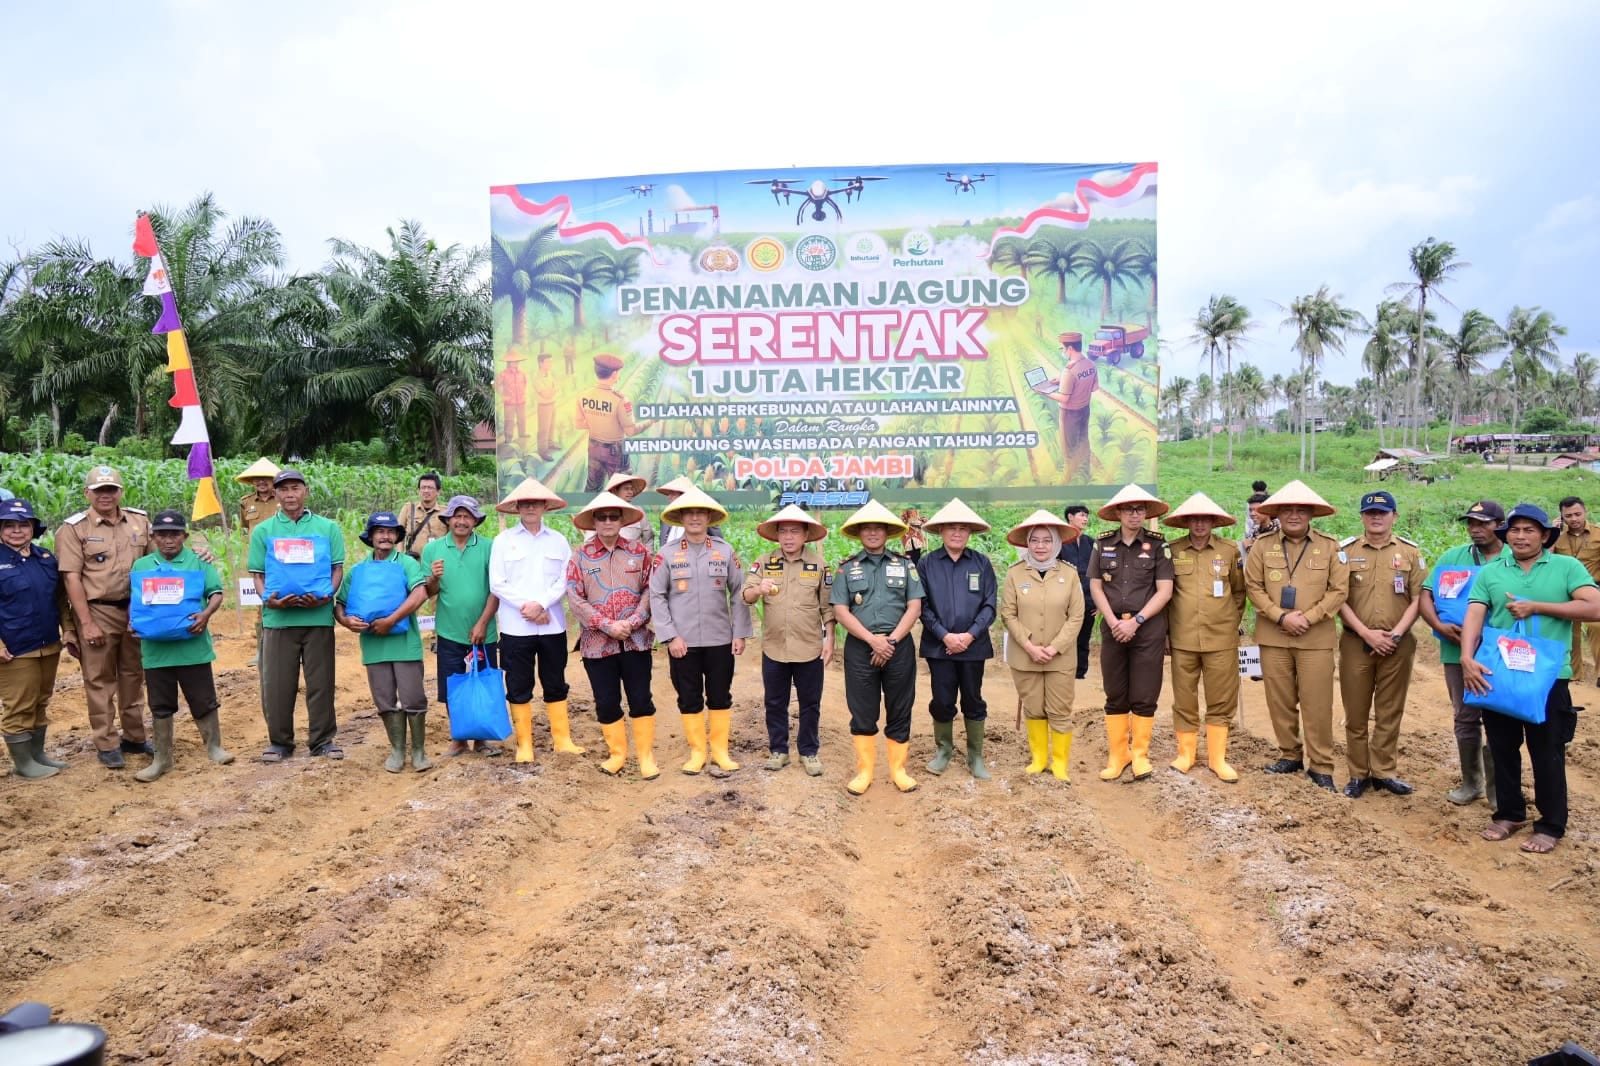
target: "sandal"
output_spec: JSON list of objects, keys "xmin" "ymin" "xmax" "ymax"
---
[
  {"xmin": 1480, "ymin": 819, "xmax": 1528, "ymax": 842},
  {"xmin": 444, "ymin": 741, "xmax": 469, "ymax": 758},
  {"xmin": 1519, "ymin": 833, "xmax": 1559, "ymax": 854},
  {"xmin": 257, "ymin": 747, "xmax": 290, "ymax": 764},
  {"xmin": 311, "ymin": 744, "xmax": 345, "ymax": 761},
  {"xmin": 477, "ymin": 743, "xmax": 504, "ymax": 757}
]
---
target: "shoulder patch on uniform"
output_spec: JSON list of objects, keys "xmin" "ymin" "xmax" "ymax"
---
[
  {"xmin": 1147, "ymin": 529, "xmax": 1166, "ymax": 540},
  {"xmin": 1097, "ymin": 529, "xmax": 1119, "ymax": 540},
  {"xmin": 1340, "ymin": 535, "xmax": 1359, "ymax": 547},
  {"xmin": 1396, "ymin": 536, "xmax": 1418, "ymax": 547},
  {"xmin": 63, "ymin": 511, "xmax": 87, "ymax": 525},
  {"xmin": 124, "ymin": 507, "xmax": 148, "ymax": 517}
]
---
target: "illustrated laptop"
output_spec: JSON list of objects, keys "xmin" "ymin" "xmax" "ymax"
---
[{"xmin": 1024, "ymin": 366, "xmax": 1055, "ymax": 393}]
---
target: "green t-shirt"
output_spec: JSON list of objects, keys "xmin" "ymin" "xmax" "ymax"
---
[
  {"xmin": 1423, "ymin": 542, "xmax": 1505, "ymax": 665},
  {"xmin": 420, "ymin": 532, "xmax": 498, "ymax": 645},
  {"xmin": 132, "ymin": 547, "xmax": 224, "ymax": 669},
  {"xmin": 337, "ymin": 553, "xmax": 428, "ymax": 665},
  {"xmin": 247, "ymin": 510, "xmax": 346, "ymax": 628},
  {"xmin": 1468, "ymin": 550, "xmax": 1596, "ymax": 680}
]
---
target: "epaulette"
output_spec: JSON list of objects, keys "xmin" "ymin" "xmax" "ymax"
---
[
  {"xmin": 1396, "ymin": 536, "xmax": 1419, "ymax": 547},
  {"xmin": 125, "ymin": 507, "xmax": 148, "ymax": 517},
  {"xmin": 1340, "ymin": 535, "xmax": 1359, "ymax": 548},
  {"xmin": 1097, "ymin": 528, "xmax": 1119, "ymax": 540},
  {"xmin": 63, "ymin": 511, "xmax": 87, "ymax": 525},
  {"xmin": 1146, "ymin": 529, "xmax": 1166, "ymax": 540}
]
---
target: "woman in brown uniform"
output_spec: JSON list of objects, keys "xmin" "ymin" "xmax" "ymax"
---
[{"xmin": 1001, "ymin": 510, "xmax": 1085, "ymax": 781}]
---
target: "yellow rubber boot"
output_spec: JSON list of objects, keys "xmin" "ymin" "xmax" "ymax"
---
[
  {"xmin": 1049, "ymin": 729, "xmax": 1073, "ymax": 782},
  {"xmin": 707, "ymin": 709, "xmax": 740, "ymax": 771},
  {"xmin": 886, "ymin": 739, "xmax": 918, "ymax": 793},
  {"xmin": 546, "ymin": 699, "xmax": 586, "ymax": 755},
  {"xmin": 680, "ymin": 712, "xmax": 708, "ymax": 775},
  {"xmin": 1206, "ymin": 723, "xmax": 1239, "ymax": 783},
  {"xmin": 846, "ymin": 735, "xmax": 875, "ymax": 795},
  {"xmin": 509, "ymin": 702, "xmax": 536, "ymax": 764},
  {"xmin": 631, "ymin": 716, "xmax": 660, "ymax": 780},
  {"xmin": 598, "ymin": 720, "xmax": 628, "ymax": 776},
  {"xmin": 1129, "ymin": 715, "xmax": 1155, "ymax": 780},
  {"xmin": 1170, "ymin": 730, "xmax": 1199, "ymax": 774},
  {"xmin": 1024, "ymin": 719, "xmax": 1050, "ymax": 774},
  {"xmin": 1099, "ymin": 714, "xmax": 1132, "ymax": 780}
]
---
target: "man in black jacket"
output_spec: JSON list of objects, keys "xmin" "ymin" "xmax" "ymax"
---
[{"xmin": 1058, "ymin": 504, "xmax": 1095, "ymax": 679}]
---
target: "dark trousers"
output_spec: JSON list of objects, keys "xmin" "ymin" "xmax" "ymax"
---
[
  {"xmin": 501, "ymin": 632, "xmax": 569, "ymax": 704},
  {"xmin": 1075, "ymin": 599, "xmax": 1097, "ymax": 678},
  {"xmin": 1485, "ymin": 680, "xmax": 1574, "ymax": 839},
  {"xmin": 1100, "ymin": 623, "xmax": 1164, "ymax": 717},
  {"xmin": 926, "ymin": 658, "xmax": 987, "ymax": 722},
  {"xmin": 583, "ymin": 650, "xmax": 655, "ymax": 724},
  {"xmin": 260, "ymin": 626, "xmax": 337, "ymax": 752},
  {"xmin": 669, "ymin": 644, "xmax": 735, "ymax": 714},
  {"xmin": 844, "ymin": 636, "xmax": 915, "ymax": 741},
  {"xmin": 146, "ymin": 663, "xmax": 220, "ymax": 720},
  {"xmin": 762, "ymin": 655, "xmax": 823, "ymax": 755},
  {"xmin": 435, "ymin": 637, "xmax": 499, "ymax": 704}
]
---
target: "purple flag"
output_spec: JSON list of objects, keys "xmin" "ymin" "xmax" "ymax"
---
[
  {"xmin": 186, "ymin": 441, "xmax": 214, "ymax": 480},
  {"xmin": 152, "ymin": 291, "xmax": 182, "ymax": 334}
]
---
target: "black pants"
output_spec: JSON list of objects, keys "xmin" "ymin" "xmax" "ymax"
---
[
  {"xmin": 844, "ymin": 636, "xmax": 915, "ymax": 741},
  {"xmin": 501, "ymin": 632, "xmax": 570, "ymax": 704},
  {"xmin": 1075, "ymin": 599, "xmax": 1097, "ymax": 678},
  {"xmin": 762, "ymin": 655, "xmax": 823, "ymax": 755},
  {"xmin": 668, "ymin": 644, "xmax": 735, "ymax": 714},
  {"xmin": 926, "ymin": 658, "xmax": 987, "ymax": 722},
  {"xmin": 583, "ymin": 650, "xmax": 655, "ymax": 724},
  {"xmin": 146, "ymin": 663, "xmax": 220, "ymax": 720},
  {"xmin": 435, "ymin": 636, "xmax": 499, "ymax": 704},
  {"xmin": 1100, "ymin": 622, "xmax": 1164, "ymax": 717},
  {"xmin": 1485, "ymin": 680, "xmax": 1574, "ymax": 839}
]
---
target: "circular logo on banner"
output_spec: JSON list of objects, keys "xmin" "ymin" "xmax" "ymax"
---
[
  {"xmin": 746, "ymin": 236, "xmax": 785, "ymax": 272},
  {"xmin": 698, "ymin": 245, "xmax": 740, "ymax": 273},
  {"xmin": 902, "ymin": 230, "xmax": 934, "ymax": 258},
  {"xmin": 845, "ymin": 232, "xmax": 887, "ymax": 270},
  {"xmin": 795, "ymin": 234, "xmax": 837, "ymax": 271}
]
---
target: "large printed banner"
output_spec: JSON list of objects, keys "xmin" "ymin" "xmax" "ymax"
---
[{"xmin": 490, "ymin": 162, "xmax": 1158, "ymax": 507}]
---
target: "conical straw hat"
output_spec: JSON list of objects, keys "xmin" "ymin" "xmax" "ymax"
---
[
  {"xmin": 1163, "ymin": 491, "xmax": 1237, "ymax": 529},
  {"xmin": 756, "ymin": 504, "xmax": 828, "ymax": 543},
  {"xmin": 838, "ymin": 499, "xmax": 909, "ymax": 540},
  {"xmin": 656, "ymin": 476, "xmax": 696, "ymax": 497},
  {"xmin": 661, "ymin": 486, "xmax": 729, "ymax": 527},
  {"xmin": 235, "ymin": 457, "xmax": 281, "ymax": 484},
  {"xmin": 1096, "ymin": 483, "xmax": 1170, "ymax": 522},
  {"xmin": 603, "ymin": 472, "xmax": 648, "ymax": 497},
  {"xmin": 922, "ymin": 497, "xmax": 992, "ymax": 535},
  {"xmin": 1258, "ymin": 479, "xmax": 1336, "ymax": 519},
  {"xmin": 495, "ymin": 476, "xmax": 569, "ymax": 514},
  {"xmin": 572, "ymin": 491, "xmax": 646, "ymax": 532},
  {"xmin": 1006, "ymin": 509, "xmax": 1079, "ymax": 547}
]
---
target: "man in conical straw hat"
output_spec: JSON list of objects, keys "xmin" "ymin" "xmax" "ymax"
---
[
  {"xmin": 830, "ymin": 500, "xmax": 923, "ymax": 795},
  {"xmin": 1162, "ymin": 492, "xmax": 1247, "ymax": 782},
  {"xmin": 235, "ymin": 458, "xmax": 281, "ymax": 667},
  {"xmin": 489, "ymin": 476, "xmax": 581, "ymax": 765},
  {"xmin": 916, "ymin": 498, "xmax": 998, "ymax": 780},
  {"xmin": 647, "ymin": 486, "xmax": 751, "ymax": 776},
  {"xmin": 566, "ymin": 491, "xmax": 659, "ymax": 780},
  {"xmin": 1000, "ymin": 510, "xmax": 1084, "ymax": 781},
  {"xmin": 601, "ymin": 471, "xmax": 653, "ymax": 551},
  {"xmin": 1243, "ymin": 479, "xmax": 1348, "ymax": 792},
  {"xmin": 1088, "ymin": 484, "xmax": 1174, "ymax": 782},
  {"xmin": 742, "ymin": 504, "xmax": 833, "ymax": 776}
]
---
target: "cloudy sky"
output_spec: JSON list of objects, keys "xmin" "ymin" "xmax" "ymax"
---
[{"xmin": 5, "ymin": 0, "xmax": 1596, "ymax": 384}]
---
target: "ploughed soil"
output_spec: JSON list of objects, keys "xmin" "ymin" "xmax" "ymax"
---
[{"xmin": 3, "ymin": 620, "xmax": 1598, "ymax": 1064}]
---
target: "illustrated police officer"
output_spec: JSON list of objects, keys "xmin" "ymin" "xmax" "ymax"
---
[{"xmin": 577, "ymin": 352, "xmax": 641, "ymax": 491}]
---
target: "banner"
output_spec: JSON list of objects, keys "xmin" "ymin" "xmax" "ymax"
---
[{"xmin": 489, "ymin": 162, "xmax": 1158, "ymax": 506}]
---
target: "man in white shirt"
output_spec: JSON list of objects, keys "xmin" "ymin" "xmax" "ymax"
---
[{"xmin": 489, "ymin": 477, "xmax": 579, "ymax": 764}]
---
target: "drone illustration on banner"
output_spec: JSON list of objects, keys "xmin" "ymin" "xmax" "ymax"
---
[
  {"xmin": 945, "ymin": 172, "xmax": 994, "ymax": 193},
  {"xmin": 745, "ymin": 175, "xmax": 889, "ymax": 223},
  {"xmin": 626, "ymin": 184, "xmax": 655, "ymax": 198}
]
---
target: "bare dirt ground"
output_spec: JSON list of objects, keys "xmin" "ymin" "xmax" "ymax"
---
[{"xmin": 3, "ymin": 620, "xmax": 1598, "ymax": 1064}]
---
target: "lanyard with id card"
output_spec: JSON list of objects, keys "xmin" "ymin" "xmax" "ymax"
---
[{"xmin": 1211, "ymin": 556, "xmax": 1226, "ymax": 598}]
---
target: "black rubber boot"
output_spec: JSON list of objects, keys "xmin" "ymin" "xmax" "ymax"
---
[{"xmin": 30, "ymin": 727, "xmax": 68, "ymax": 770}]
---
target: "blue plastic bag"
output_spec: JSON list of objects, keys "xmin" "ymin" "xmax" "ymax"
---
[
  {"xmin": 264, "ymin": 534, "xmax": 333, "ymax": 599},
  {"xmin": 129, "ymin": 568, "xmax": 206, "ymax": 642},
  {"xmin": 1463, "ymin": 619, "xmax": 1562, "ymax": 724},
  {"xmin": 1428, "ymin": 562, "xmax": 1481, "ymax": 628},
  {"xmin": 446, "ymin": 646, "xmax": 511, "ymax": 741},
  {"xmin": 346, "ymin": 559, "xmax": 411, "ymax": 634}
]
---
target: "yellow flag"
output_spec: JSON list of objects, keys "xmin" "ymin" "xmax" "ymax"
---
[
  {"xmin": 166, "ymin": 330, "xmax": 191, "ymax": 373},
  {"xmin": 191, "ymin": 476, "xmax": 222, "ymax": 522}
]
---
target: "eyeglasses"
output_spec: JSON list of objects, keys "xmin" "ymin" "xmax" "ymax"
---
[
  {"xmin": 594, "ymin": 512, "xmax": 623, "ymax": 522},
  {"xmin": 1120, "ymin": 504, "xmax": 1148, "ymax": 514}
]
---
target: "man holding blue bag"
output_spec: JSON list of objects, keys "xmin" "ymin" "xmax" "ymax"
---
[
  {"xmin": 1462, "ymin": 504, "xmax": 1600, "ymax": 854},
  {"xmin": 422, "ymin": 495, "xmax": 501, "ymax": 757}
]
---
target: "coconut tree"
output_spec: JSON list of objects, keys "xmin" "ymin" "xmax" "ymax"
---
[
  {"xmin": 1362, "ymin": 300, "xmax": 1408, "ymax": 448},
  {"xmin": 1073, "ymin": 237, "xmax": 1143, "ymax": 322},
  {"xmin": 1160, "ymin": 375, "xmax": 1192, "ymax": 437},
  {"xmin": 1438, "ymin": 309, "xmax": 1503, "ymax": 453},
  {"xmin": 1189, "ymin": 298, "xmax": 1227, "ymax": 471},
  {"xmin": 1233, "ymin": 363, "xmax": 1269, "ymax": 436},
  {"xmin": 1282, "ymin": 286, "xmax": 1363, "ymax": 473},
  {"xmin": 1571, "ymin": 352, "xmax": 1598, "ymax": 428},
  {"xmin": 491, "ymin": 224, "xmax": 578, "ymax": 348},
  {"xmin": 1389, "ymin": 238, "xmax": 1468, "ymax": 449},
  {"xmin": 1501, "ymin": 305, "xmax": 1565, "ymax": 468},
  {"xmin": 1023, "ymin": 233, "xmax": 1087, "ymax": 305}
]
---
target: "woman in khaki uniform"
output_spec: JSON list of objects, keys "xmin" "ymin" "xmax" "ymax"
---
[{"xmin": 1001, "ymin": 510, "xmax": 1085, "ymax": 781}]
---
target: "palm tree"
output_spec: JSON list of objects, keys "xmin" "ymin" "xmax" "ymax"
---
[
  {"xmin": 1233, "ymin": 363, "xmax": 1269, "ymax": 436},
  {"xmin": 1571, "ymin": 352, "xmax": 1598, "ymax": 428},
  {"xmin": 989, "ymin": 238, "xmax": 1029, "ymax": 279},
  {"xmin": 1190, "ymin": 298, "xmax": 1228, "ymax": 471},
  {"xmin": 1131, "ymin": 238, "xmax": 1157, "ymax": 330},
  {"xmin": 1215, "ymin": 296, "xmax": 1250, "ymax": 468},
  {"xmin": 1022, "ymin": 234, "xmax": 1086, "ymax": 305},
  {"xmin": 1362, "ymin": 300, "xmax": 1409, "ymax": 448},
  {"xmin": 1073, "ymin": 238, "xmax": 1142, "ymax": 321},
  {"xmin": 1389, "ymin": 238, "xmax": 1468, "ymax": 449},
  {"xmin": 567, "ymin": 253, "xmax": 616, "ymax": 332},
  {"xmin": 491, "ymin": 224, "xmax": 578, "ymax": 348},
  {"xmin": 1282, "ymin": 286, "xmax": 1363, "ymax": 472},
  {"xmin": 1501, "ymin": 306, "xmax": 1566, "ymax": 468},
  {"xmin": 1438, "ymin": 309, "xmax": 1503, "ymax": 453},
  {"xmin": 1160, "ymin": 375, "xmax": 1192, "ymax": 436}
]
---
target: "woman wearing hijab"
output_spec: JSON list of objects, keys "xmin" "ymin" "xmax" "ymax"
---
[{"xmin": 1001, "ymin": 510, "xmax": 1084, "ymax": 781}]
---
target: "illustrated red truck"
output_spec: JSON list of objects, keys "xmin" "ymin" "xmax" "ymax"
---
[{"xmin": 1086, "ymin": 323, "xmax": 1150, "ymax": 364}]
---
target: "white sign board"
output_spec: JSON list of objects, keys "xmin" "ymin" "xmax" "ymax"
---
[
  {"xmin": 238, "ymin": 579, "xmax": 261, "ymax": 608},
  {"xmin": 1238, "ymin": 645, "xmax": 1262, "ymax": 678},
  {"xmin": 417, "ymin": 614, "xmax": 436, "ymax": 633}
]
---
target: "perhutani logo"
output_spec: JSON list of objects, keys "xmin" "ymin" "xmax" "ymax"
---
[
  {"xmin": 746, "ymin": 236, "xmax": 785, "ymax": 272},
  {"xmin": 795, "ymin": 234, "xmax": 837, "ymax": 271},
  {"xmin": 845, "ymin": 232, "xmax": 886, "ymax": 270},
  {"xmin": 894, "ymin": 230, "xmax": 944, "ymax": 268}
]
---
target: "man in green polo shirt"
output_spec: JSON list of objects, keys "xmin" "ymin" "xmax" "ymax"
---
[
  {"xmin": 130, "ymin": 509, "xmax": 233, "ymax": 781},
  {"xmin": 246, "ymin": 468, "xmax": 346, "ymax": 762},
  {"xmin": 421, "ymin": 495, "xmax": 501, "ymax": 756},
  {"xmin": 1462, "ymin": 504, "xmax": 1600, "ymax": 855}
]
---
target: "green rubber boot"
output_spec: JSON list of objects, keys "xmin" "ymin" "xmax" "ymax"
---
[
  {"xmin": 134, "ymin": 716, "xmax": 175, "ymax": 783},
  {"xmin": 30, "ymin": 726, "xmax": 69, "ymax": 770},
  {"xmin": 964, "ymin": 718, "xmax": 990, "ymax": 781},
  {"xmin": 382, "ymin": 713, "xmax": 407, "ymax": 773},
  {"xmin": 6, "ymin": 733, "xmax": 59, "ymax": 779},
  {"xmin": 409, "ymin": 713, "xmax": 434, "ymax": 773},
  {"xmin": 926, "ymin": 719, "xmax": 956, "ymax": 775},
  {"xmin": 194, "ymin": 711, "xmax": 234, "ymax": 764}
]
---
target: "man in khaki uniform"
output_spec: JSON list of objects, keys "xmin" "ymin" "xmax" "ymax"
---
[
  {"xmin": 55, "ymin": 466, "xmax": 153, "ymax": 768},
  {"xmin": 1554, "ymin": 496, "xmax": 1600, "ymax": 681},
  {"xmin": 1162, "ymin": 492, "xmax": 1247, "ymax": 782},
  {"xmin": 744, "ymin": 504, "xmax": 834, "ymax": 776},
  {"xmin": 577, "ymin": 352, "xmax": 641, "ymax": 491},
  {"xmin": 1244, "ymin": 480, "xmax": 1349, "ymax": 792},
  {"xmin": 534, "ymin": 352, "xmax": 559, "ymax": 461},
  {"xmin": 1338, "ymin": 491, "xmax": 1424, "ymax": 797},
  {"xmin": 397, "ymin": 472, "xmax": 450, "ymax": 558},
  {"xmin": 236, "ymin": 457, "xmax": 282, "ymax": 667},
  {"xmin": 498, "ymin": 351, "xmax": 528, "ymax": 445}
]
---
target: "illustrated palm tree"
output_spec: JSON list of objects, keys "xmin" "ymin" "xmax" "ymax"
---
[
  {"xmin": 1282, "ymin": 286, "xmax": 1363, "ymax": 473},
  {"xmin": 1073, "ymin": 238, "xmax": 1142, "ymax": 322},
  {"xmin": 1131, "ymin": 239, "xmax": 1157, "ymax": 330},
  {"xmin": 1438, "ymin": 309, "xmax": 1503, "ymax": 454},
  {"xmin": 1094, "ymin": 409, "xmax": 1123, "ymax": 447},
  {"xmin": 491, "ymin": 224, "xmax": 578, "ymax": 349},
  {"xmin": 1388, "ymin": 238, "xmax": 1468, "ymax": 449},
  {"xmin": 989, "ymin": 238, "xmax": 1029, "ymax": 279},
  {"xmin": 567, "ymin": 253, "xmax": 616, "ymax": 333},
  {"xmin": 1022, "ymin": 233, "xmax": 1086, "ymax": 305},
  {"xmin": 1501, "ymin": 306, "xmax": 1566, "ymax": 468}
]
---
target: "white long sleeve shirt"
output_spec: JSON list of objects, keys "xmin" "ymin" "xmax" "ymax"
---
[{"xmin": 489, "ymin": 522, "xmax": 572, "ymax": 636}]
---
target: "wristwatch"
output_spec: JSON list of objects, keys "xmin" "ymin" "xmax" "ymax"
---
[{"xmin": 1133, "ymin": 614, "xmax": 1146, "ymax": 625}]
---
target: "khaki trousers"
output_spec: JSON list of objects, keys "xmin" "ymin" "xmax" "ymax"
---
[
  {"xmin": 0, "ymin": 649, "xmax": 62, "ymax": 735},
  {"xmin": 1012, "ymin": 668, "xmax": 1078, "ymax": 732},
  {"xmin": 1169, "ymin": 648, "xmax": 1240, "ymax": 732},
  {"xmin": 81, "ymin": 603, "xmax": 146, "ymax": 751},
  {"xmin": 1260, "ymin": 644, "xmax": 1336, "ymax": 774},
  {"xmin": 1338, "ymin": 631, "xmax": 1415, "ymax": 779},
  {"xmin": 1569, "ymin": 623, "xmax": 1600, "ymax": 682}
]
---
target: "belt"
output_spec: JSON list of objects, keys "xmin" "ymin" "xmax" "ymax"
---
[{"xmin": 90, "ymin": 598, "xmax": 131, "ymax": 608}]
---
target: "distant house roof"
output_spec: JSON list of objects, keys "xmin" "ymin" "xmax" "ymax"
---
[
  {"xmin": 1374, "ymin": 448, "xmax": 1432, "ymax": 461},
  {"xmin": 1365, "ymin": 458, "xmax": 1400, "ymax": 472},
  {"xmin": 472, "ymin": 422, "xmax": 496, "ymax": 453},
  {"xmin": 1550, "ymin": 452, "xmax": 1600, "ymax": 470}
]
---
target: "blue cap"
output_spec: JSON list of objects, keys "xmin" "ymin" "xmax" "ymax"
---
[
  {"xmin": 360, "ymin": 511, "xmax": 404, "ymax": 546},
  {"xmin": 0, "ymin": 497, "xmax": 44, "ymax": 536},
  {"xmin": 1498, "ymin": 503, "xmax": 1561, "ymax": 548},
  {"xmin": 1359, "ymin": 491, "xmax": 1397, "ymax": 514}
]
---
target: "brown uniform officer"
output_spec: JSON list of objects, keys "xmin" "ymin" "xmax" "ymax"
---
[
  {"xmin": 236, "ymin": 457, "xmax": 282, "ymax": 668},
  {"xmin": 1087, "ymin": 483, "xmax": 1174, "ymax": 782},
  {"xmin": 1162, "ymin": 492, "xmax": 1247, "ymax": 782},
  {"xmin": 1243, "ymin": 479, "xmax": 1349, "ymax": 792},
  {"xmin": 55, "ymin": 465, "xmax": 154, "ymax": 768},
  {"xmin": 577, "ymin": 352, "xmax": 641, "ymax": 491},
  {"xmin": 1554, "ymin": 496, "xmax": 1600, "ymax": 681},
  {"xmin": 1337, "ymin": 490, "xmax": 1424, "ymax": 797}
]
